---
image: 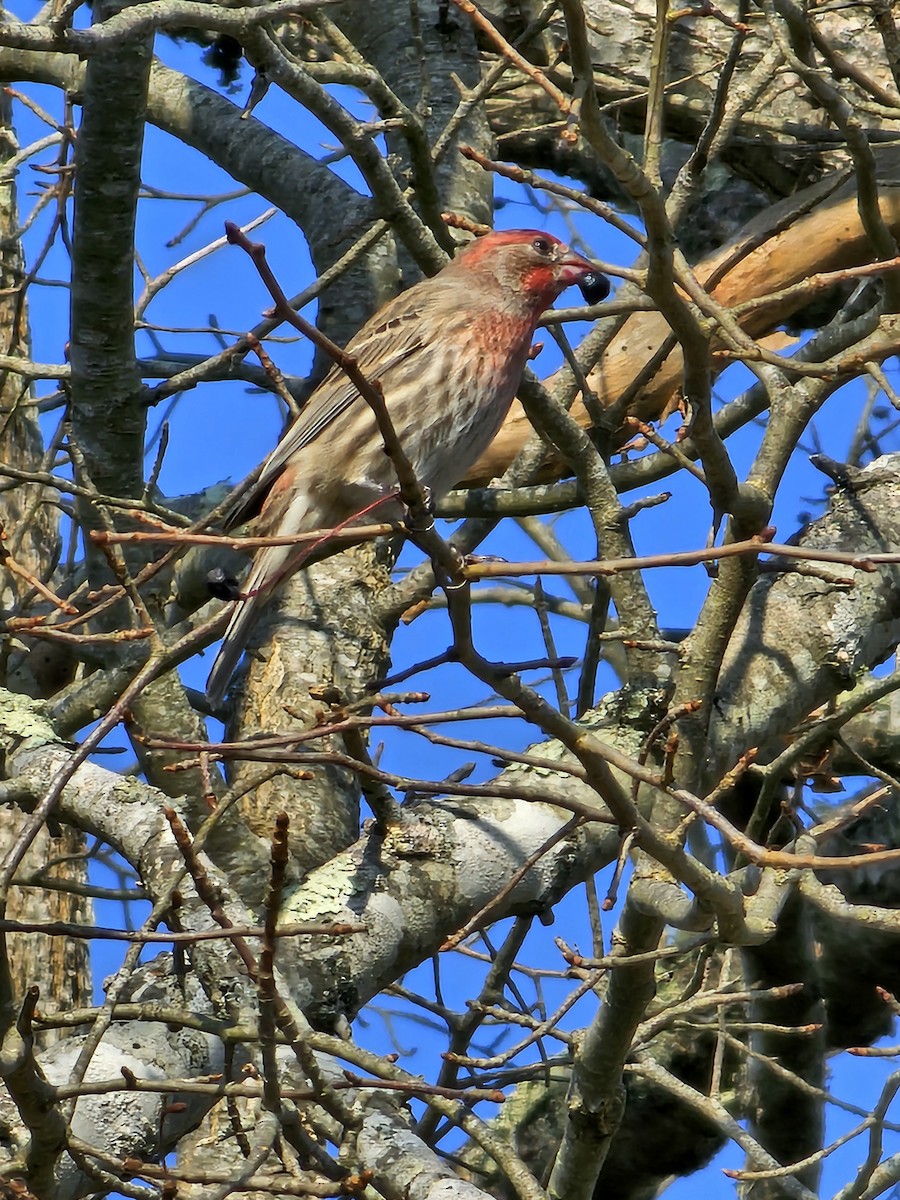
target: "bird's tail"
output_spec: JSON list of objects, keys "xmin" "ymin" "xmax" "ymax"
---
[
  {"xmin": 205, "ymin": 542, "xmax": 295, "ymax": 708},
  {"xmin": 205, "ymin": 484, "xmax": 383, "ymax": 707}
]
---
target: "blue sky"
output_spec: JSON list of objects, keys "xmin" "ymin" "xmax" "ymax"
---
[{"xmin": 11, "ymin": 27, "xmax": 900, "ymax": 1197}]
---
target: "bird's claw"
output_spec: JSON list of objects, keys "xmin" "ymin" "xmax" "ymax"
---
[{"xmin": 404, "ymin": 486, "xmax": 435, "ymax": 533}]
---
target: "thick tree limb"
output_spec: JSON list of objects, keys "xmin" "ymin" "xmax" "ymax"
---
[{"xmin": 466, "ymin": 168, "xmax": 900, "ymax": 484}]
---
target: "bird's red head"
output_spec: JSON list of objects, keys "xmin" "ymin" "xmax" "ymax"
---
[{"xmin": 455, "ymin": 229, "xmax": 599, "ymax": 309}]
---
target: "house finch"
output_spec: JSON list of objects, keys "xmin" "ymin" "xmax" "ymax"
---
[{"xmin": 206, "ymin": 229, "xmax": 603, "ymax": 704}]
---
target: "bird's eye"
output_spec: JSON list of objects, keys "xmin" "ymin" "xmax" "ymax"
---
[{"xmin": 532, "ymin": 236, "xmax": 552, "ymax": 256}]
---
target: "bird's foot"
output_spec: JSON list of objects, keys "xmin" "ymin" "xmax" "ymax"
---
[{"xmin": 404, "ymin": 486, "xmax": 435, "ymax": 534}]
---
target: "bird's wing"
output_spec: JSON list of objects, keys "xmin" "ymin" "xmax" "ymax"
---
[{"xmin": 224, "ymin": 300, "xmax": 431, "ymax": 530}]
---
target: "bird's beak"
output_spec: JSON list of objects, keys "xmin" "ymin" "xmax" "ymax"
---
[
  {"xmin": 556, "ymin": 247, "xmax": 610, "ymax": 302},
  {"xmin": 556, "ymin": 247, "xmax": 603, "ymax": 288}
]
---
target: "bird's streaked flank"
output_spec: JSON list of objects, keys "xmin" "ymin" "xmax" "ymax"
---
[{"xmin": 206, "ymin": 229, "xmax": 603, "ymax": 705}]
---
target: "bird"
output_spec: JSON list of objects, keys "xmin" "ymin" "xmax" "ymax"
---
[{"xmin": 206, "ymin": 228, "xmax": 605, "ymax": 705}]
